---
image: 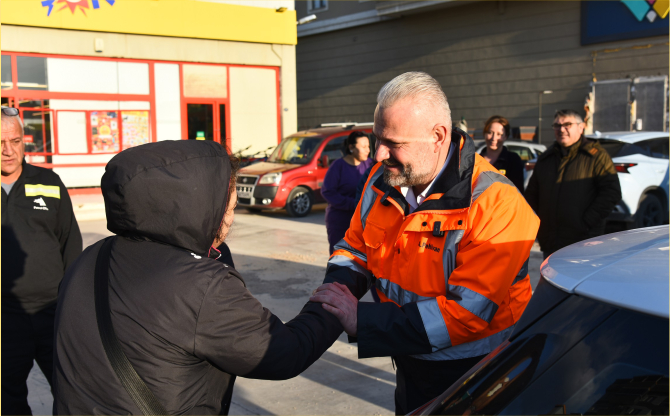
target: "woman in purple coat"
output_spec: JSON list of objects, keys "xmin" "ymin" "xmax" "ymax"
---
[{"xmin": 321, "ymin": 131, "xmax": 373, "ymax": 254}]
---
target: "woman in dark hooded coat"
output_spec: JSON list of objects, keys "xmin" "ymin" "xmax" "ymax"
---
[{"xmin": 52, "ymin": 141, "xmax": 345, "ymax": 415}]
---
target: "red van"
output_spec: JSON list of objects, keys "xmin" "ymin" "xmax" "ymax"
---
[{"xmin": 236, "ymin": 123, "xmax": 374, "ymax": 217}]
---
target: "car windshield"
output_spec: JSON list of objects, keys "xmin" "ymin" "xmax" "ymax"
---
[{"xmin": 267, "ymin": 135, "xmax": 324, "ymax": 165}]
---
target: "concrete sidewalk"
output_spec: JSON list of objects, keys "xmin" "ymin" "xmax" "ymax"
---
[{"xmin": 70, "ymin": 191, "xmax": 106, "ymax": 222}]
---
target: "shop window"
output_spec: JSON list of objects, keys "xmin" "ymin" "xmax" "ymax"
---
[
  {"xmin": 1, "ymin": 55, "xmax": 13, "ymax": 89},
  {"xmin": 307, "ymin": 0, "xmax": 328, "ymax": 12},
  {"xmin": 17, "ymin": 56, "xmax": 48, "ymax": 90},
  {"xmin": 91, "ymin": 111, "xmax": 120, "ymax": 153},
  {"xmin": 57, "ymin": 112, "xmax": 88, "ymax": 154},
  {"xmin": 121, "ymin": 111, "xmax": 151, "ymax": 150},
  {"xmin": 183, "ymin": 65, "xmax": 227, "ymax": 98},
  {"xmin": 23, "ymin": 110, "xmax": 53, "ymax": 154}
]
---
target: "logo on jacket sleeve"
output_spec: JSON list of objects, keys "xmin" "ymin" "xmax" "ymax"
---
[{"xmin": 33, "ymin": 197, "xmax": 49, "ymax": 211}]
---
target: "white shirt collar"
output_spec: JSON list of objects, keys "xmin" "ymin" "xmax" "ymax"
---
[{"xmin": 401, "ymin": 143, "xmax": 454, "ymax": 213}]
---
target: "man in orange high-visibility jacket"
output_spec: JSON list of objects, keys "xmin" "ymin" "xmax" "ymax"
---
[{"xmin": 310, "ymin": 72, "xmax": 539, "ymax": 414}]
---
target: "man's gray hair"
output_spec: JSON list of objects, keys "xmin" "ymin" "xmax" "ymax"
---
[
  {"xmin": 1, "ymin": 110, "xmax": 24, "ymax": 137},
  {"xmin": 554, "ymin": 109, "xmax": 584, "ymax": 123},
  {"xmin": 377, "ymin": 71, "xmax": 452, "ymax": 132}
]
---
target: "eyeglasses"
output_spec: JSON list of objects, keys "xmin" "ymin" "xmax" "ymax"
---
[
  {"xmin": 1, "ymin": 107, "xmax": 19, "ymax": 116},
  {"xmin": 552, "ymin": 122, "xmax": 582, "ymax": 130}
]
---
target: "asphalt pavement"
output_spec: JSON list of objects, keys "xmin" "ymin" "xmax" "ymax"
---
[{"xmin": 28, "ymin": 203, "xmax": 543, "ymax": 415}]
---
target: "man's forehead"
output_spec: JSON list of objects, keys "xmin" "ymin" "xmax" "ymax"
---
[{"xmin": 555, "ymin": 115, "xmax": 580, "ymax": 123}]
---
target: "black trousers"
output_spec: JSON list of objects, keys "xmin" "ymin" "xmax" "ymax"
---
[
  {"xmin": 1, "ymin": 305, "xmax": 56, "ymax": 416},
  {"xmin": 393, "ymin": 353, "xmax": 487, "ymax": 415}
]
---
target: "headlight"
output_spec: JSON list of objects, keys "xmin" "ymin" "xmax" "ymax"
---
[{"xmin": 259, "ymin": 172, "xmax": 282, "ymax": 185}]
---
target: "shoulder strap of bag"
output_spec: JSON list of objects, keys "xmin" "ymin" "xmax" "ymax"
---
[{"xmin": 94, "ymin": 236, "xmax": 169, "ymax": 415}]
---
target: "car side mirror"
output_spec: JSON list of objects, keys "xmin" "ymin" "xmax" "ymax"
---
[{"xmin": 318, "ymin": 154, "xmax": 329, "ymax": 168}]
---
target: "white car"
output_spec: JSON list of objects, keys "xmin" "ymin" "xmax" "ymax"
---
[
  {"xmin": 476, "ymin": 141, "xmax": 547, "ymax": 189},
  {"xmin": 412, "ymin": 225, "xmax": 669, "ymax": 415},
  {"xmin": 588, "ymin": 131, "xmax": 669, "ymax": 228}
]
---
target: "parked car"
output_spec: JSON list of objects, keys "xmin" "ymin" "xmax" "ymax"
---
[
  {"xmin": 411, "ymin": 225, "xmax": 669, "ymax": 415},
  {"xmin": 236, "ymin": 123, "xmax": 374, "ymax": 217},
  {"xmin": 476, "ymin": 140, "xmax": 546, "ymax": 189},
  {"xmin": 588, "ymin": 131, "xmax": 669, "ymax": 228}
]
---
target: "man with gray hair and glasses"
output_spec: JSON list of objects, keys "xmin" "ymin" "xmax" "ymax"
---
[
  {"xmin": 525, "ymin": 109, "xmax": 621, "ymax": 258},
  {"xmin": 1, "ymin": 106, "xmax": 82, "ymax": 414},
  {"xmin": 310, "ymin": 72, "xmax": 539, "ymax": 413}
]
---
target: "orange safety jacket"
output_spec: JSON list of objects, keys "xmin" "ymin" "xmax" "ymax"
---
[{"xmin": 325, "ymin": 130, "xmax": 540, "ymax": 360}]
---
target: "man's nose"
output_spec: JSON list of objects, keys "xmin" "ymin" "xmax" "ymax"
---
[
  {"xmin": 375, "ymin": 144, "xmax": 389, "ymax": 163},
  {"xmin": 1, "ymin": 143, "xmax": 13, "ymax": 156}
]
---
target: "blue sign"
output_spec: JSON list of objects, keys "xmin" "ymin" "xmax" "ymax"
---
[{"xmin": 581, "ymin": 1, "xmax": 668, "ymax": 45}]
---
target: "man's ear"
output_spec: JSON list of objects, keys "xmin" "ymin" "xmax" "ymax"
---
[{"xmin": 433, "ymin": 123, "xmax": 449, "ymax": 153}]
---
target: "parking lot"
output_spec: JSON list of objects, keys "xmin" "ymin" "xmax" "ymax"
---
[{"xmin": 28, "ymin": 203, "xmax": 543, "ymax": 415}]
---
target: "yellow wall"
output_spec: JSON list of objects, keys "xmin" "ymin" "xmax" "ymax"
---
[{"xmin": 1, "ymin": 0, "xmax": 297, "ymax": 45}]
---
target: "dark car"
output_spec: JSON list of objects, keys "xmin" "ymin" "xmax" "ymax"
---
[{"xmin": 411, "ymin": 226, "xmax": 669, "ymax": 415}]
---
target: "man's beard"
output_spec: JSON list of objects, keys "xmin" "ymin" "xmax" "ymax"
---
[{"xmin": 382, "ymin": 157, "xmax": 432, "ymax": 187}]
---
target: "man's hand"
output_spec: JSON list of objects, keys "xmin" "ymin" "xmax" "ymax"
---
[{"xmin": 310, "ymin": 282, "xmax": 358, "ymax": 336}]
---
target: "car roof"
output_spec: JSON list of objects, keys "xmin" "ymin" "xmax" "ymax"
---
[
  {"xmin": 291, "ymin": 124, "xmax": 373, "ymax": 138},
  {"xmin": 586, "ymin": 131, "xmax": 668, "ymax": 143},
  {"xmin": 541, "ymin": 226, "xmax": 669, "ymax": 319}
]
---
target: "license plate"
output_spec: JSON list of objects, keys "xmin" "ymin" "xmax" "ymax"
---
[{"xmin": 236, "ymin": 186, "xmax": 253, "ymax": 199}]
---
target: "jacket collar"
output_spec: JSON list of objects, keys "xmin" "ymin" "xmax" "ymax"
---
[{"xmin": 372, "ymin": 128, "xmax": 476, "ymax": 215}]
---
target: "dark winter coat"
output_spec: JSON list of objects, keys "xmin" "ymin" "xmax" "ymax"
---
[
  {"xmin": 525, "ymin": 137, "xmax": 621, "ymax": 255},
  {"xmin": 53, "ymin": 140, "xmax": 343, "ymax": 415},
  {"xmin": 1, "ymin": 161, "xmax": 82, "ymax": 315}
]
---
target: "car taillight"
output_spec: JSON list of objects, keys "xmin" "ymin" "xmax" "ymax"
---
[
  {"xmin": 525, "ymin": 162, "xmax": 536, "ymax": 171},
  {"xmin": 614, "ymin": 163, "xmax": 637, "ymax": 173}
]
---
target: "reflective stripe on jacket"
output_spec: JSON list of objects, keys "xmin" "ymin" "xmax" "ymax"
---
[{"xmin": 326, "ymin": 129, "xmax": 539, "ymax": 361}]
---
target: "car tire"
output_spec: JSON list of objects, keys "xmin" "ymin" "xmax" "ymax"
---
[
  {"xmin": 634, "ymin": 194, "xmax": 664, "ymax": 228},
  {"xmin": 285, "ymin": 187, "xmax": 313, "ymax": 217}
]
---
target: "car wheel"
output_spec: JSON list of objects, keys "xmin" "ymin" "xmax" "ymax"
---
[
  {"xmin": 285, "ymin": 187, "xmax": 313, "ymax": 217},
  {"xmin": 635, "ymin": 194, "xmax": 663, "ymax": 228}
]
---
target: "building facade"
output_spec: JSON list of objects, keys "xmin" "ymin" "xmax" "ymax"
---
[
  {"xmin": 295, "ymin": 0, "xmax": 669, "ymax": 144},
  {"xmin": 1, "ymin": 0, "xmax": 297, "ymax": 187}
]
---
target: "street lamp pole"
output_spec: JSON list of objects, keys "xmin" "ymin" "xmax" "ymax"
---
[{"xmin": 538, "ymin": 90, "xmax": 553, "ymax": 144}]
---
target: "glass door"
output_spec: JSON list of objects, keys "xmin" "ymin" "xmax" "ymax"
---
[{"xmin": 186, "ymin": 103, "xmax": 214, "ymax": 141}]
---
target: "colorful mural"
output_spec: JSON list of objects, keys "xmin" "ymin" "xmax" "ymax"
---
[{"xmin": 41, "ymin": 0, "xmax": 115, "ymax": 17}]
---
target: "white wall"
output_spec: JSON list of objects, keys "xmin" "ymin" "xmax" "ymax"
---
[
  {"xmin": 118, "ymin": 62, "xmax": 150, "ymax": 95},
  {"xmin": 154, "ymin": 63, "xmax": 182, "ymax": 141},
  {"xmin": 56, "ymin": 112, "xmax": 87, "ymax": 154},
  {"xmin": 47, "ymin": 58, "xmax": 150, "ymax": 95},
  {"xmin": 229, "ymin": 66, "xmax": 278, "ymax": 153}
]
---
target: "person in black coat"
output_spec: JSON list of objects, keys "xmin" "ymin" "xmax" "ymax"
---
[
  {"xmin": 1, "ymin": 107, "xmax": 82, "ymax": 415},
  {"xmin": 53, "ymin": 140, "xmax": 345, "ymax": 415},
  {"xmin": 479, "ymin": 115, "xmax": 525, "ymax": 192}
]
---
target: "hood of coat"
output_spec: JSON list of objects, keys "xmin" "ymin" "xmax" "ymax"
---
[{"xmin": 102, "ymin": 140, "xmax": 232, "ymax": 254}]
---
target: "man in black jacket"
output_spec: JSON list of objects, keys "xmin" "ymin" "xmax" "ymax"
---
[
  {"xmin": 525, "ymin": 109, "xmax": 621, "ymax": 257},
  {"xmin": 1, "ymin": 107, "xmax": 82, "ymax": 415},
  {"xmin": 53, "ymin": 140, "xmax": 345, "ymax": 415}
]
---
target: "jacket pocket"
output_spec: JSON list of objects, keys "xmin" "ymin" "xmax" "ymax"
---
[{"xmin": 363, "ymin": 221, "xmax": 386, "ymax": 249}]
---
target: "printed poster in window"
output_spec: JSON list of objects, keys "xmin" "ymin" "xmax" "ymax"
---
[
  {"xmin": 121, "ymin": 111, "xmax": 150, "ymax": 150},
  {"xmin": 91, "ymin": 111, "xmax": 119, "ymax": 153}
]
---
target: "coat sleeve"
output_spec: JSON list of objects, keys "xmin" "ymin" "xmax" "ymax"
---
[
  {"xmin": 507, "ymin": 153, "xmax": 526, "ymax": 193},
  {"xmin": 582, "ymin": 151, "xmax": 622, "ymax": 229},
  {"xmin": 193, "ymin": 268, "xmax": 343, "ymax": 380},
  {"xmin": 56, "ymin": 178, "xmax": 83, "ymax": 272},
  {"xmin": 321, "ymin": 160, "xmax": 357, "ymax": 211},
  {"xmin": 356, "ymin": 181, "xmax": 539, "ymax": 358},
  {"xmin": 524, "ymin": 164, "xmax": 540, "ymax": 213}
]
